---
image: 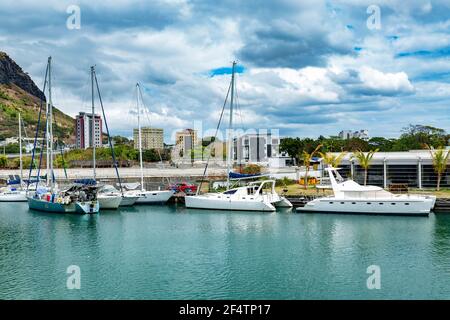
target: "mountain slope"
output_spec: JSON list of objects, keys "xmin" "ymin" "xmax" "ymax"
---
[{"xmin": 0, "ymin": 52, "xmax": 74, "ymax": 142}]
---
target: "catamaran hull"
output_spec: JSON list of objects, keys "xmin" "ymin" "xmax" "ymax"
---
[
  {"xmin": 98, "ymin": 195, "xmax": 122, "ymax": 209},
  {"xmin": 297, "ymin": 197, "xmax": 436, "ymax": 216},
  {"xmin": 0, "ymin": 191, "xmax": 28, "ymax": 202},
  {"xmin": 27, "ymin": 197, "xmax": 76, "ymax": 213},
  {"xmin": 134, "ymin": 190, "xmax": 174, "ymax": 204},
  {"xmin": 272, "ymin": 196, "xmax": 293, "ymax": 208},
  {"xmin": 185, "ymin": 196, "xmax": 276, "ymax": 212}
]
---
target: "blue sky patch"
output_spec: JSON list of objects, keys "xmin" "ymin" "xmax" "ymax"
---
[{"xmin": 209, "ymin": 65, "xmax": 245, "ymax": 77}]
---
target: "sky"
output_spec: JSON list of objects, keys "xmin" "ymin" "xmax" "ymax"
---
[{"xmin": 1, "ymin": 0, "xmax": 450, "ymax": 142}]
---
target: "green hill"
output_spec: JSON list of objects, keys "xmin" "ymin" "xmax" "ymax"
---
[{"xmin": 0, "ymin": 52, "xmax": 74, "ymax": 142}]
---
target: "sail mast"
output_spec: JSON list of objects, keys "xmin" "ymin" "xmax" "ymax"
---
[
  {"xmin": 91, "ymin": 66, "xmax": 96, "ymax": 180},
  {"xmin": 19, "ymin": 113, "xmax": 23, "ymax": 184},
  {"xmin": 137, "ymin": 84, "xmax": 144, "ymax": 191},
  {"xmin": 227, "ymin": 61, "xmax": 236, "ymax": 188},
  {"xmin": 47, "ymin": 56, "xmax": 54, "ymax": 190}
]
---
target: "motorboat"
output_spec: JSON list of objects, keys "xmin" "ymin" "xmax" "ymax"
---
[
  {"xmin": 297, "ymin": 167, "xmax": 436, "ymax": 216},
  {"xmin": 185, "ymin": 180, "xmax": 292, "ymax": 212}
]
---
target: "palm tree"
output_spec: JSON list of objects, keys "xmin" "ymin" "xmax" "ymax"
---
[
  {"xmin": 426, "ymin": 145, "xmax": 450, "ymax": 191},
  {"xmin": 300, "ymin": 144, "xmax": 322, "ymax": 189},
  {"xmin": 319, "ymin": 151, "xmax": 347, "ymax": 168},
  {"xmin": 352, "ymin": 149, "xmax": 378, "ymax": 185}
]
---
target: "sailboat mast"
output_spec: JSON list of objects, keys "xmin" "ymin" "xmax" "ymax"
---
[
  {"xmin": 227, "ymin": 61, "xmax": 236, "ymax": 188},
  {"xmin": 91, "ymin": 66, "xmax": 96, "ymax": 180},
  {"xmin": 19, "ymin": 113, "xmax": 23, "ymax": 183},
  {"xmin": 137, "ymin": 84, "xmax": 144, "ymax": 191},
  {"xmin": 46, "ymin": 56, "xmax": 54, "ymax": 190}
]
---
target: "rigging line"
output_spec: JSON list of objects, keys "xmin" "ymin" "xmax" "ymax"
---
[
  {"xmin": 138, "ymin": 85, "xmax": 169, "ymax": 185},
  {"xmin": 27, "ymin": 61, "xmax": 48, "ymax": 190},
  {"xmin": 196, "ymin": 79, "xmax": 232, "ymax": 195},
  {"xmin": 234, "ymin": 73, "xmax": 244, "ymax": 130},
  {"xmin": 94, "ymin": 71, "xmax": 124, "ymax": 196}
]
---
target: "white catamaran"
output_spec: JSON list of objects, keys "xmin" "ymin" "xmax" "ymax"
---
[
  {"xmin": 297, "ymin": 167, "xmax": 436, "ymax": 216},
  {"xmin": 185, "ymin": 61, "xmax": 292, "ymax": 212}
]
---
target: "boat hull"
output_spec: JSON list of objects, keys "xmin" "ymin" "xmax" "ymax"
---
[
  {"xmin": 119, "ymin": 196, "xmax": 139, "ymax": 207},
  {"xmin": 27, "ymin": 197, "xmax": 76, "ymax": 213},
  {"xmin": 297, "ymin": 197, "xmax": 436, "ymax": 216},
  {"xmin": 98, "ymin": 195, "xmax": 122, "ymax": 209},
  {"xmin": 185, "ymin": 195, "xmax": 276, "ymax": 212},
  {"xmin": 76, "ymin": 201, "xmax": 100, "ymax": 214},
  {"xmin": 0, "ymin": 190, "xmax": 28, "ymax": 202},
  {"xmin": 133, "ymin": 190, "xmax": 174, "ymax": 204}
]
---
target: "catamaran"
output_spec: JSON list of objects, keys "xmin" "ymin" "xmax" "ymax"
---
[
  {"xmin": 297, "ymin": 167, "xmax": 436, "ymax": 216},
  {"xmin": 0, "ymin": 114, "xmax": 27, "ymax": 202},
  {"xmin": 185, "ymin": 61, "xmax": 292, "ymax": 212},
  {"xmin": 27, "ymin": 57, "xmax": 99, "ymax": 214},
  {"xmin": 122, "ymin": 83, "xmax": 174, "ymax": 204}
]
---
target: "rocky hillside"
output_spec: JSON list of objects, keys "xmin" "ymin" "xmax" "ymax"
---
[{"xmin": 0, "ymin": 52, "xmax": 74, "ymax": 142}]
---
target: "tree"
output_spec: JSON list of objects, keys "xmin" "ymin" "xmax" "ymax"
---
[
  {"xmin": 0, "ymin": 155, "xmax": 7, "ymax": 168},
  {"xmin": 301, "ymin": 144, "xmax": 322, "ymax": 189},
  {"xmin": 319, "ymin": 151, "xmax": 347, "ymax": 168},
  {"xmin": 352, "ymin": 149, "xmax": 378, "ymax": 185},
  {"xmin": 426, "ymin": 145, "xmax": 450, "ymax": 191}
]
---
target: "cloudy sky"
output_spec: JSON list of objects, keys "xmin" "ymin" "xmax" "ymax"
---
[{"xmin": 1, "ymin": 0, "xmax": 450, "ymax": 142}]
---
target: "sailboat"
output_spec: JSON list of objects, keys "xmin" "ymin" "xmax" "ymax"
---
[
  {"xmin": 123, "ymin": 83, "xmax": 174, "ymax": 204},
  {"xmin": 185, "ymin": 61, "xmax": 292, "ymax": 211},
  {"xmin": 0, "ymin": 114, "xmax": 27, "ymax": 202},
  {"xmin": 87, "ymin": 66, "xmax": 123, "ymax": 210},
  {"xmin": 27, "ymin": 57, "xmax": 100, "ymax": 214}
]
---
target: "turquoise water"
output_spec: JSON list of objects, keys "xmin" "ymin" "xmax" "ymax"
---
[{"xmin": 0, "ymin": 202, "xmax": 449, "ymax": 299}]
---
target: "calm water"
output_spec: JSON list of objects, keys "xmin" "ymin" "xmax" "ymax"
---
[{"xmin": 0, "ymin": 202, "xmax": 449, "ymax": 299}]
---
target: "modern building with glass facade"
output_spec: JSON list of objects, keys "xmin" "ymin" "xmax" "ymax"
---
[{"xmin": 328, "ymin": 150, "xmax": 450, "ymax": 189}]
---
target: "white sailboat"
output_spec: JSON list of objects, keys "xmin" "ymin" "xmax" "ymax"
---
[
  {"xmin": 0, "ymin": 114, "xmax": 27, "ymax": 202},
  {"xmin": 185, "ymin": 61, "xmax": 292, "ymax": 212},
  {"xmin": 27, "ymin": 57, "xmax": 99, "ymax": 214},
  {"xmin": 88, "ymin": 66, "xmax": 123, "ymax": 210},
  {"xmin": 124, "ymin": 83, "xmax": 174, "ymax": 204},
  {"xmin": 297, "ymin": 167, "xmax": 436, "ymax": 216}
]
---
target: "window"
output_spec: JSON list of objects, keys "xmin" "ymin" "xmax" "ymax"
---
[
  {"xmin": 405, "ymin": 203, "xmax": 410, "ymax": 205},
  {"xmin": 367, "ymin": 202, "xmax": 372, "ymax": 205},
  {"xmin": 340, "ymin": 202, "xmax": 345, "ymax": 204},
  {"xmin": 352, "ymin": 202, "xmax": 356, "ymax": 204},
  {"xmin": 224, "ymin": 190, "xmax": 237, "ymax": 195},
  {"xmin": 391, "ymin": 203, "xmax": 396, "ymax": 205},
  {"xmin": 329, "ymin": 202, "xmax": 333, "ymax": 204},
  {"xmin": 379, "ymin": 203, "xmax": 383, "ymax": 205}
]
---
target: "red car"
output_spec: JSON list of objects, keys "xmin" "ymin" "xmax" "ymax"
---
[{"xmin": 169, "ymin": 183, "xmax": 198, "ymax": 194}]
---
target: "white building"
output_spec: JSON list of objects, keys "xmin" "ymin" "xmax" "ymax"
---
[
  {"xmin": 326, "ymin": 150, "xmax": 450, "ymax": 189},
  {"xmin": 75, "ymin": 112, "xmax": 103, "ymax": 149},
  {"xmin": 338, "ymin": 129, "xmax": 369, "ymax": 141}
]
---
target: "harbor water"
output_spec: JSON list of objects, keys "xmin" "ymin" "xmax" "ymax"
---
[{"xmin": 0, "ymin": 202, "xmax": 449, "ymax": 299}]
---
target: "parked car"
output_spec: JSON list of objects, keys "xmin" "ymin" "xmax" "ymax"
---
[{"xmin": 169, "ymin": 183, "xmax": 197, "ymax": 194}]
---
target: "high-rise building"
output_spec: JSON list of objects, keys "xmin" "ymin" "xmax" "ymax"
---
[
  {"xmin": 133, "ymin": 127, "xmax": 164, "ymax": 150},
  {"xmin": 232, "ymin": 133, "xmax": 280, "ymax": 165},
  {"xmin": 338, "ymin": 129, "xmax": 370, "ymax": 141},
  {"xmin": 75, "ymin": 112, "xmax": 102, "ymax": 149},
  {"xmin": 175, "ymin": 129, "xmax": 198, "ymax": 157}
]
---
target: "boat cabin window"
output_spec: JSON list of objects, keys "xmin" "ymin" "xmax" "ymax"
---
[
  {"xmin": 224, "ymin": 190, "xmax": 237, "ymax": 195},
  {"xmin": 405, "ymin": 203, "xmax": 410, "ymax": 205}
]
